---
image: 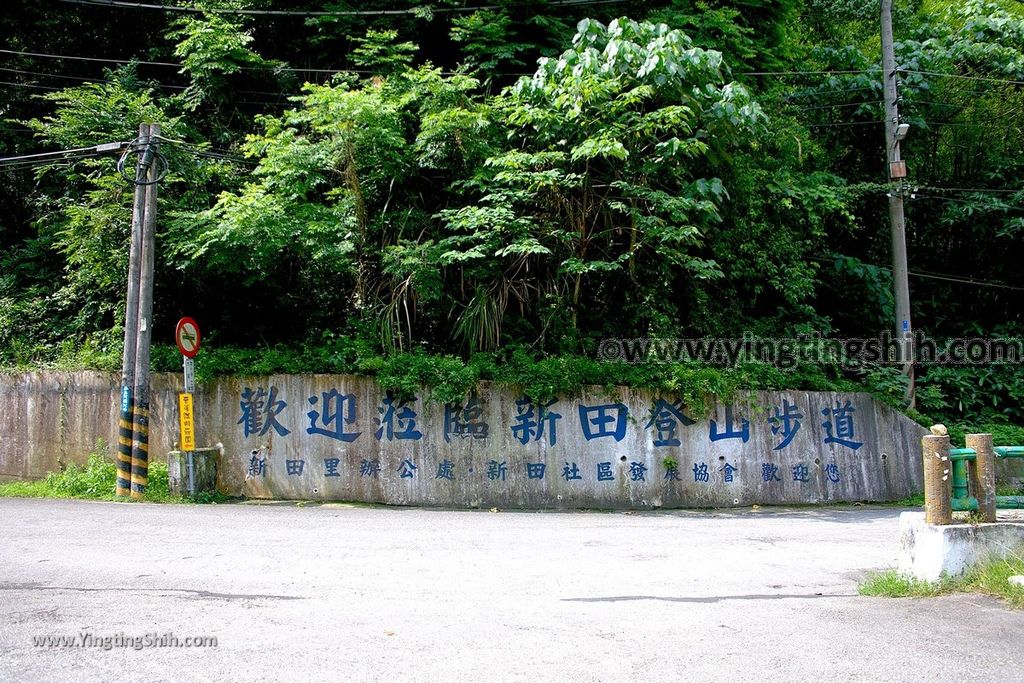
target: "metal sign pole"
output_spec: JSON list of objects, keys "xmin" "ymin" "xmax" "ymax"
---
[
  {"xmin": 183, "ymin": 355, "xmax": 196, "ymax": 496},
  {"xmin": 175, "ymin": 316, "xmax": 201, "ymax": 497}
]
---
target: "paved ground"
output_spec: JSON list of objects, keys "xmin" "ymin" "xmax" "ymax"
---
[{"xmin": 1, "ymin": 499, "xmax": 1022, "ymax": 682}]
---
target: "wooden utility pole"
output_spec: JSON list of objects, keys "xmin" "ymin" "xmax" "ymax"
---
[
  {"xmin": 117, "ymin": 123, "xmax": 151, "ymax": 497},
  {"xmin": 881, "ymin": 0, "xmax": 915, "ymax": 408},
  {"xmin": 130, "ymin": 123, "xmax": 160, "ymax": 499}
]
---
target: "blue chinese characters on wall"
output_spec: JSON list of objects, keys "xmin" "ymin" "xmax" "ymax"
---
[
  {"xmin": 511, "ymin": 397, "xmax": 561, "ymax": 446},
  {"xmin": 307, "ymin": 389, "xmax": 361, "ymax": 442},
  {"xmin": 235, "ymin": 389, "xmax": 862, "ymax": 488}
]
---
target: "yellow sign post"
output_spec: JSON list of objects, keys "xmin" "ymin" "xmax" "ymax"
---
[{"xmin": 178, "ymin": 392, "xmax": 195, "ymax": 452}]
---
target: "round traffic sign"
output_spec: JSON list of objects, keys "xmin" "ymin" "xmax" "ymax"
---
[{"xmin": 175, "ymin": 317, "xmax": 201, "ymax": 358}]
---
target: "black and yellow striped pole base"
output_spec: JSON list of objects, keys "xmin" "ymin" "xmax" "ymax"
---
[
  {"xmin": 129, "ymin": 402, "xmax": 150, "ymax": 499},
  {"xmin": 116, "ymin": 387, "xmax": 133, "ymax": 497}
]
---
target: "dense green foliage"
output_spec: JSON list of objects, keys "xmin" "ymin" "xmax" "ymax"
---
[{"xmin": 1, "ymin": 0, "xmax": 1022, "ymax": 429}]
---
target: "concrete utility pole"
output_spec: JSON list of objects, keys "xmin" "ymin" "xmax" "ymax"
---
[
  {"xmin": 881, "ymin": 0, "xmax": 915, "ymax": 408},
  {"xmin": 117, "ymin": 123, "xmax": 161, "ymax": 498},
  {"xmin": 117, "ymin": 123, "xmax": 152, "ymax": 498},
  {"xmin": 130, "ymin": 123, "xmax": 160, "ymax": 499}
]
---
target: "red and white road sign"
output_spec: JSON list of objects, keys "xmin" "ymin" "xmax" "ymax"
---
[{"xmin": 175, "ymin": 317, "xmax": 201, "ymax": 358}]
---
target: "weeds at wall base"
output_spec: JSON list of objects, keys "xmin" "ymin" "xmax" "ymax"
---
[
  {"xmin": 859, "ymin": 551, "xmax": 1024, "ymax": 609},
  {"xmin": 0, "ymin": 452, "xmax": 232, "ymax": 504}
]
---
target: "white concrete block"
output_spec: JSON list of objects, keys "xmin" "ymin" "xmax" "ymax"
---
[{"xmin": 898, "ymin": 511, "xmax": 1024, "ymax": 582}]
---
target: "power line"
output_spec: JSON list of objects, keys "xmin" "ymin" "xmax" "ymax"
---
[
  {"xmin": 0, "ymin": 138, "xmax": 255, "ymax": 173},
  {"xmin": 813, "ymin": 256, "xmax": 1024, "ymax": 292},
  {"xmin": 0, "ymin": 66, "xmax": 301, "ymax": 97},
  {"xmin": 0, "ymin": 48, "xmax": 180, "ymax": 68},
  {"xmin": 0, "ymin": 142, "xmax": 127, "ymax": 163},
  {"xmin": 784, "ymin": 99, "xmax": 883, "ymax": 111},
  {"xmin": 0, "ymin": 68, "xmax": 189, "ymax": 91},
  {"xmin": 0, "ymin": 47, "xmax": 297, "ymax": 75},
  {"xmin": 920, "ymin": 119, "xmax": 1024, "ymax": 129},
  {"xmin": 0, "ymin": 76, "xmax": 272, "ymax": 107},
  {"xmin": 898, "ymin": 80, "xmax": 998, "ymax": 99},
  {"xmin": 779, "ymin": 85, "xmax": 880, "ymax": 99},
  {"xmin": 806, "ymin": 120, "xmax": 882, "ymax": 128},
  {"xmin": 0, "ymin": 78, "xmax": 297, "ymax": 107},
  {"xmin": 56, "ymin": 0, "xmax": 628, "ymax": 16},
  {"xmin": 0, "ymin": 47, "xmax": 522, "ymax": 77},
  {"xmin": 0, "ymin": 80, "xmax": 62, "ymax": 91},
  {"xmin": 907, "ymin": 270, "xmax": 1024, "ymax": 291},
  {"xmin": 155, "ymin": 136, "xmax": 255, "ymax": 166},
  {"xmin": 2, "ymin": 50, "xmax": 882, "ymax": 83},
  {"xmin": 0, "ymin": 157, "xmax": 103, "ymax": 170},
  {"xmin": 0, "ymin": 141, "xmax": 133, "ymax": 175},
  {"xmin": 740, "ymin": 68, "xmax": 880, "ymax": 76},
  {"xmin": 0, "ymin": 152, "xmax": 115, "ymax": 171},
  {"xmin": 900, "ymin": 99, "xmax": 962, "ymax": 108},
  {"xmin": 912, "ymin": 194, "xmax": 1024, "ymax": 212},
  {"xmin": 151, "ymin": 133, "xmax": 226, "ymax": 151},
  {"xmin": 0, "ymin": 160, "xmax": 101, "ymax": 172},
  {"xmin": 0, "ymin": 153, "xmax": 100, "ymax": 166},
  {"xmin": 0, "ymin": 67, "xmax": 105, "ymax": 83},
  {"xmin": 909, "ymin": 271, "xmax": 1024, "ymax": 291},
  {"xmin": 918, "ymin": 185, "xmax": 1021, "ymax": 194},
  {"xmin": 902, "ymin": 69, "xmax": 1024, "ymax": 86},
  {"xmin": 847, "ymin": 184, "xmax": 1022, "ymax": 200}
]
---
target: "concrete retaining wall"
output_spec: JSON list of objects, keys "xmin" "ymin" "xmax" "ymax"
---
[
  {"xmin": 0, "ymin": 371, "xmax": 122, "ymax": 480},
  {"xmin": 0, "ymin": 371, "xmax": 928, "ymax": 508}
]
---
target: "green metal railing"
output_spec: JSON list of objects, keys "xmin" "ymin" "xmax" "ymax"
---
[
  {"xmin": 947, "ymin": 446, "xmax": 1024, "ymax": 511},
  {"xmin": 948, "ymin": 448, "xmax": 978, "ymax": 511},
  {"xmin": 993, "ymin": 447, "xmax": 1024, "ymax": 508}
]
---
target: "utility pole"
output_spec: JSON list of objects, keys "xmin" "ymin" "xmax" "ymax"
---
[
  {"xmin": 130, "ymin": 123, "xmax": 160, "ymax": 499},
  {"xmin": 117, "ymin": 123, "xmax": 152, "ymax": 497},
  {"xmin": 116, "ymin": 123, "xmax": 161, "ymax": 498},
  {"xmin": 881, "ymin": 0, "xmax": 915, "ymax": 408}
]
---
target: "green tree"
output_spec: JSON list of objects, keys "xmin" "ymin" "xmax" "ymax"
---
[
  {"xmin": 349, "ymin": 29, "xmax": 418, "ymax": 76},
  {"xmin": 194, "ymin": 65, "xmax": 495, "ymax": 348},
  {"xmin": 433, "ymin": 18, "xmax": 764, "ymax": 348},
  {"xmin": 166, "ymin": 0, "xmax": 281, "ymax": 142}
]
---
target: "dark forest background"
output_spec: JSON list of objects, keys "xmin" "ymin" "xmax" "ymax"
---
[{"xmin": 1, "ymin": 0, "xmax": 1022, "ymax": 431}]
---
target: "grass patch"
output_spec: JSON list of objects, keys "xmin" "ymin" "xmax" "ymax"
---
[
  {"xmin": 0, "ymin": 479, "xmax": 53, "ymax": 497},
  {"xmin": 859, "ymin": 571, "xmax": 952, "ymax": 598},
  {"xmin": 997, "ymin": 483, "xmax": 1024, "ymax": 497},
  {"xmin": 860, "ymin": 549, "xmax": 1024, "ymax": 609},
  {"xmin": 885, "ymin": 493, "xmax": 925, "ymax": 507},
  {"xmin": 0, "ymin": 448, "xmax": 231, "ymax": 504}
]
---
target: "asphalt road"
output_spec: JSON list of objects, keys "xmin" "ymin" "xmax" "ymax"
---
[{"xmin": 1, "ymin": 498, "xmax": 1022, "ymax": 682}]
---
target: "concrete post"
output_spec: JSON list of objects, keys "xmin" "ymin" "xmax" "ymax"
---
[
  {"xmin": 922, "ymin": 435, "xmax": 952, "ymax": 525},
  {"xmin": 966, "ymin": 433, "xmax": 997, "ymax": 522}
]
